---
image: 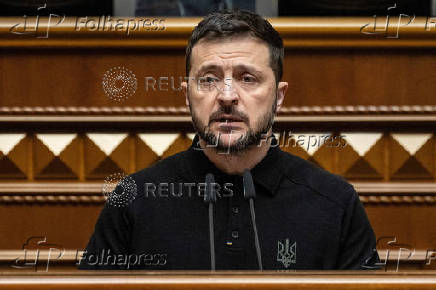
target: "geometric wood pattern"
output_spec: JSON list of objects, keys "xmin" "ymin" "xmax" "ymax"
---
[
  {"xmin": 85, "ymin": 133, "xmax": 130, "ymax": 179},
  {"xmin": 390, "ymin": 133, "xmax": 434, "ymax": 180},
  {"xmin": 34, "ymin": 134, "xmax": 79, "ymax": 179},
  {"xmin": 338, "ymin": 133, "xmax": 384, "ymax": 180},
  {"xmin": 0, "ymin": 132, "xmax": 435, "ymax": 182},
  {"xmin": 0, "ymin": 134, "xmax": 27, "ymax": 179},
  {"xmin": 283, "ymin": 132, "xmax": 336, "ymax": 172},
  {"xmin": 277, "ymin": 131, "xmax": 336, "ymax": 172}
]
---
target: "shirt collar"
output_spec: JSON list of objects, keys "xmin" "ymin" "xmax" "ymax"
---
[{"xmin": 182, "ymin": 134, "xmax": 284, "ymax": 196}]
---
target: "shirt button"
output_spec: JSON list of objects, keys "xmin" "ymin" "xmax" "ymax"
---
[
  {"xmin": 231, "ymin": 230, "xmax": 239, "ymax": 239},
  {"xmin": 232, "ymin": 206, "xmax": 239, "ymax": 214}
]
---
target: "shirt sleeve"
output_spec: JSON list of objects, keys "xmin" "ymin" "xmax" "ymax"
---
[
  {"xmin": 78, "ymin": 200, "xmax": 132, "ymax": 270},
  {"xmin": 336, "ymin": 188, "xmax": 381, "ymax": 270}
]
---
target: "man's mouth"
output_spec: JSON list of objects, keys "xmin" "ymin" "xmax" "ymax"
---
[{"xmin": 213, "ymin": 115, "xmax": 244, "ymax": 123}]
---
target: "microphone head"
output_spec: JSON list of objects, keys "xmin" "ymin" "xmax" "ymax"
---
[
  {"xmin": 204, "ymin": 173, "xmax": 217, "ymax": 203},
  {"xmin": 243, "ymin": 169, "xmax": 256, "ymax": 200}
]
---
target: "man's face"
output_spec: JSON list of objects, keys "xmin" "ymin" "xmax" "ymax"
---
[{"xmin": 182, "ymin": 35, "xmax": 287, "ymax": 153}]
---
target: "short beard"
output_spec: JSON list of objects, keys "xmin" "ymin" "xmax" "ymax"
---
[{"xmin": 189, "ymin": 94, "xmax": 277, "ymax": 154}]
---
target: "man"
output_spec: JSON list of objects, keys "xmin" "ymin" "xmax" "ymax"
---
[{"xmin": 79, "ymin": 9, "xmax": 380, "ymax": 270}]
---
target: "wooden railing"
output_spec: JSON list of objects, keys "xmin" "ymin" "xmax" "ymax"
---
[
  {"xmin": 1, "ymin": 16, "xmax": 436, "ymax": 48},
  {"xmin": 1, "ymin": 271, "xmax": 436, "ymax": 289}
]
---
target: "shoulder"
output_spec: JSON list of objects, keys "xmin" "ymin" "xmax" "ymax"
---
[{"xmin": 278, "ymin": 149, "xmax": 356, "ymax": 209}]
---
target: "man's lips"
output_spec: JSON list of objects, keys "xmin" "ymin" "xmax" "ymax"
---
[
  {"xmin": 212, "ymin": 118, "xmax": 245, "ymax": 133},
  {"xmin": 211, "ymin": 115, "xmax": 244, "ymax": 123}
]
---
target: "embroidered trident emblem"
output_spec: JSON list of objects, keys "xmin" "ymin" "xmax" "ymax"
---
[{"xmin": 277, "ymin": 238, "xmax": 296, "ymax": 268}]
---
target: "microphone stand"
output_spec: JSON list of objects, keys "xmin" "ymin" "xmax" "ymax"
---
[
  {"xmin": 204, "ymin": 173, "xmax": 216, "ymax": 270},
  {"xmin": 243, "ymin": 169, "xmax": 263, "ymax": 270}
]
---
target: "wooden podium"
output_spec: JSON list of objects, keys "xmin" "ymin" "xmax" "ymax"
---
[{"xmin": 0, "ymin": 271, "xmax": 436, "ymax": 290}]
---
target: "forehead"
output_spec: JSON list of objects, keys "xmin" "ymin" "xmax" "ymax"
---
[{"xmin": 190, "ymin": 35, "xmax": 270, "ymax": 72}]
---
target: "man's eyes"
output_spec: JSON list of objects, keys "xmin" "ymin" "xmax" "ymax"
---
[
  {"xmin": 199, "ymin": 76, "xmax": 219, "ymax": 83},
  {"xmin": 241, "ymin": 75, "xmax": 256, "ymax": 83},
  {"xmin": 196, "ymin": 73, "xmax": 258, "ymax": 87},
  {"xmin": 206, "ymin": 76, "xmax": 219, "ymax": 83},
  {"xmin": 198, "ymin": 72, "xmax": 257, "ymax": 82}
]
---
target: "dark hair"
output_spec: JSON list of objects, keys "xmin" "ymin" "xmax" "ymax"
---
[{"xmin": 185, "ymin": 9, "xmax": 284, "ymax": 82}]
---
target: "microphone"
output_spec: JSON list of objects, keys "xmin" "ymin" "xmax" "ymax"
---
[
  {"xmin": 243, "ymin": 169, "xmax": 263, "ymax": 270},
  {"xmin": 204, "ymin": 173, "xmax": 216, "ymax": 270}
]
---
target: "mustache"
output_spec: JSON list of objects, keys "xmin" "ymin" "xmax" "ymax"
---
[{"xmin": 208, "ymin": 107, "xmax": 249, "ymax": 125}]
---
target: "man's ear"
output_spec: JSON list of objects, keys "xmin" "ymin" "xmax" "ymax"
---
[
  {"xmin": 181, "ymin": 81, "xmax": 189, "ymax": 107},
  {"xmin": 276, "ymin": 81, "xmax": 288, "ymax": 112}
]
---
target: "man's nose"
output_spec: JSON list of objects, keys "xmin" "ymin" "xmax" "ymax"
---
[{"xmin": 217, "ymin": 78, "xmax": 239, "ymax": 106}]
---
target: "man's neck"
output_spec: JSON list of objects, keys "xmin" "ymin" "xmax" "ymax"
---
[{"xmin": 199, "ymin": 134, "xmax": 272, "ymax": 175}]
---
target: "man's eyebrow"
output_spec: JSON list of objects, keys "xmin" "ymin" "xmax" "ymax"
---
[
  {"xmin": 196, "ymin": 64, "xmax": 222, "ymax": 74},
  {"xmin": 232, "ymin": 64, "xmax": 263, "ymax": 74},
  {"xmin": 197, "ymin": 63, "xmax": 264, "ymax": 75}
]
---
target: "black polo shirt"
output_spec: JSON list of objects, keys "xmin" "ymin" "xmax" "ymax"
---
[{"xmin": 79, "ymin": 135, "xmax": 379, "ymax": 270}]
